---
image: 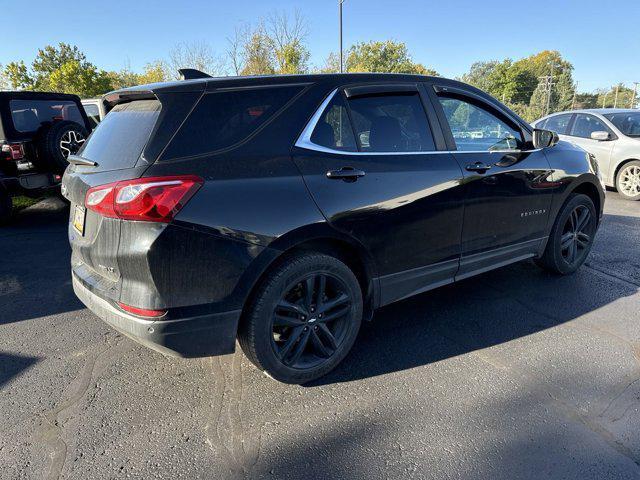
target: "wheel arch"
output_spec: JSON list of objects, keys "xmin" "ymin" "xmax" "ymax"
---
[
  {"xmin": 570, "ymin": 180, "xmax": 602, "ymax": 221},
  {"xmin": 239, "ymin": 225, "xmax": 379, "ymax": 329},
  {"xmin": 613, "ymin": 158, "xmax": 640, "ymax": 186}
]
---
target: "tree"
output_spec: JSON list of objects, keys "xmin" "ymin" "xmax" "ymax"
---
[
  {"xmin": 554, "ymin": 69, "xmax": 575, "ymax": 111},
  {"xmin": 341, "ymin": 40, "xmax": 437, "ymax": 75},
  {"xmin": 598, "ymin": 84, "xmax": 637, "ymax": 108},
  {"xmin": 47, "ymin": 60, "xmax": 113, "ymax": 97},
  {"xmin": 267, "ymin": 10, "xmax": 310, "ymax": 74},
  {"xmin": 239, "ymin": 24, "xmax": 276, "ymax": 75},
  {"xmin": 167, "ymin": 41, "xmax": 224, "ymax": 79},
  {"xmin": 139, "ymin": 61, "xmax": 170, "ymax": 84},
  {"xmin": 460, "ymin": 61, "xmax": 501, "ymax": 92},
  {"xmin": 2, "ymin": 61, "xmax": 32, "ymax": 90}
]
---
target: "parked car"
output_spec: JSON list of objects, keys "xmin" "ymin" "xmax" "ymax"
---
[
  {"xmin": 63, "ymin": 72, "xmax": 604, "ymax": 384},
  {"xmin": 81, "ymin": 98, "xmax": 108, "ymax": 128},
  {"xmin": 0, "ymin": 91, "xmax": 93, "ymax": 222},
  {"xmin": 533, "ymin": 109, "xmax": 640, "ymax": 200}
]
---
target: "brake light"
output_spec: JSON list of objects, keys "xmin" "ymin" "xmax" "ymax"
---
[
  {"xmin": 1, "ymin": 143, "xmax": 24, "ymax": 160},
  {"xmin": 85, "ymin": 175, "xmax": 203, "ymax": 222},
  {"xmin": 117, "ymin": 302, "xmax": 167, "ymax": 318}
]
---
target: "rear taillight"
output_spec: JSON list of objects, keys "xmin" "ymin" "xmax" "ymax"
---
[
  {"xmin": 1, "ymin": 143, "xmax": 24, "ymax": 160},
  {"xmin": 85, "ymin": 175, "xmax": 203, "ymax": 222},
  {"xmin": 117, "ymin": 302, "xmax": 167, "ymax": 318}
]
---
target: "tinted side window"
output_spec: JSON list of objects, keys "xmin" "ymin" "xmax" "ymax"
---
[
  {"xmin": 10, "ymin": 99, "xmax": 83, "ymax": 133},
  {"xmin": 438, "ymin": 96, "xmax": 522, "ymax": 151},
  {"xmin": 570, "ymin": 114, "xmax": 609, "ymax": 138},
  {"xmin": 347, "ymin": 93, "xmax": 435, "ymax": 152},
  {"xmin": 310, "ymin": 94, "xmax": 357, "ymax": 151},
  {"xmin": 163, "ymin": 85, "xmax": 303, "ymax": 158},
  {"xmin": 543, "ymin": 114, "xmax": 571, "ymax": 135}
]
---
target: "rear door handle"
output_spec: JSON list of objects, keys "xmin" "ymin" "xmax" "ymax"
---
[
  {"xmin": 465, "ymin": 162, "xmax": 492, "ymax": 173},
  {"xmin": 326, "ymin": 166, "xmax": 366, "ymax": 181}
]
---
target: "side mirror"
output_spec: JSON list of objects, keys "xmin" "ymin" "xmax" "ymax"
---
[
  {"xmin": 590, "ymin": 131, "xmax": 610, "ymax": 141},
  {"xmin": 532, "ymin": 128, "xmax": 559, "ymax": 149}
]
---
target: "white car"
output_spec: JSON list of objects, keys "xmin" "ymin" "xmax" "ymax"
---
[
  {"xmin": 80, "ymin": 98, "xmax": 108, "ymax": 128},
  {"xmin": 533, "ymin": 109, "xmax": 640, "ymax": 200}
]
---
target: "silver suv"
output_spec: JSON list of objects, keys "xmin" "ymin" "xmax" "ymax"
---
[{"xmin": 534, "ymin": 109, "xmax": 640, "ymax": 200}]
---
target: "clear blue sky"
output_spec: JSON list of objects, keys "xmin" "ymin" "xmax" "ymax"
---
[{"xmin": 2, "ymin": 0, "xmax": 638, "ymax": 92}]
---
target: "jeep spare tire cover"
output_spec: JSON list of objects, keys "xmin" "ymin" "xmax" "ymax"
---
[{"xmin": 39, "ymin": 120, "xmax": 89, "ymax": 173}]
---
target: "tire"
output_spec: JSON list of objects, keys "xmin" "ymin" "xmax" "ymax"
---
[
  {"xmin": 535, "ymin": 193, "xmax": 597, "ymax": 275},
  {"xmin": 38, "ymin": 121, "xmax": 89, "ymax": 173},
  {"xmin": 0, "ymin": 188, "xmax": 12, "ymax": 225},
  {"xmin": 238, "ymin": 252, "xmax": 363, "ymax": 384},
  {"xmin": 615, "ymin": 160, "xmax": 640, "ymax": 201}
]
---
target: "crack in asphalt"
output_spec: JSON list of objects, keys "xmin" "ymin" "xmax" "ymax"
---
[
  {"xmin": 33, "ymin": 336, "xmax": 121, "ymax": 480},
  {"xmin": 204, "ymin": 353, "xmax": 263, "ymax": 479}
]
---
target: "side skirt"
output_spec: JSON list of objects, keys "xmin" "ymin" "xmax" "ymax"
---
[{"xmin": 375, "ymin": 237, "xmax": 546, "ymax": 308}]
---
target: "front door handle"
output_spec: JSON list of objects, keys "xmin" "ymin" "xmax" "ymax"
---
[
  {"xmin": 465, "ymin": 162, "xmax": 492, "ymax": 173},
  {"xmin": 326, "ymin": 166, "xmax": 366, "ymax": 181}
]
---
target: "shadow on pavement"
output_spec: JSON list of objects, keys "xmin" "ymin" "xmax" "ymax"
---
[
  {"xmin": 308, "ymin": 213, "xmax": 639, "ymax": 387},
  {"xmin": 0, "ymin": 352, "xmax": 41, "ymax": 388},
  {"xmin": 0, "ymin": 198, "xmax": 83, "ymax": 325}
]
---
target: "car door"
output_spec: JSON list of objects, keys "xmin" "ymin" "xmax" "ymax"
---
[
  {"xmin": 566, "ymin": 113, "xmax": 616, "ymax": 182},
  {"xmin": 429, "ymin": 84, "xmax": 555, "ymax": 279},
  {"xmin": 292, "ymin": 83, "xmax": 466, "ymax": 305}
]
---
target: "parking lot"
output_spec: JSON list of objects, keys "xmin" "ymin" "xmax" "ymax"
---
[{"xmin": 0, "ymin": 192, "xmax": 639, "ymax": 479}]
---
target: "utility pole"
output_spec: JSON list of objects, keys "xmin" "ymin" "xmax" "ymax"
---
[
  {"xmin": 571, "ymin": 81, "xmax": 579, "ymax": 110},
  {"xmin": 614, "ymin": 84, "xmax": 620, "ymax": 108},
  {"xmin": 339, "ymin": 0, "xmax": 345, "ymax": 73},
  {"xmin": 538, "ymin": 75, "xmax": 554, "ymax": 116},
  {"xmin": 602, "ymin": 90, "xmax": 609, "ymax": 108},
  {"xmin": 631, "ymin": 82, "xmax": 639, "ymax": 109}
]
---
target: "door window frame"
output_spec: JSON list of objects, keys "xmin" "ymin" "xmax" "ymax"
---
[
  {"xmin": 295, "ymin": 82, "xmax": 448, "ymax": 155},
  {"xmin": 539, "ymin": 112, "xmax": 575, "ymax": 136},
  {"xmin": 426, "ymin": 83, "xmax": 536, "ymax": 153},
  {"xmin": 567, "ymin": 113, "xmax": 617, "ymax": 140}
]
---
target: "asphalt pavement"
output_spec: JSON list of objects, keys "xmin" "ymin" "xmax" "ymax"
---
[{"xmin": 1, "ymin": 192, "xmax": 639, "ymax": 480}]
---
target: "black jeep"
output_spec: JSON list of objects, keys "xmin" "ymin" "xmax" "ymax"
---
[{"xmin": 0, "ymin": 91, "xmax": 93, "ymax": 222}]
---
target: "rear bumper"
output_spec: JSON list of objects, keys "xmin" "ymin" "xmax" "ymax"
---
[{"xmin": 73, "ymin": 274, "xmax": 240, "ymax": 358}]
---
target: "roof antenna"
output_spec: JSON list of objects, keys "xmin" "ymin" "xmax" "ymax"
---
[{"xmin": 178, "ymin": 68, "xmax": 212, "ymax": 80}]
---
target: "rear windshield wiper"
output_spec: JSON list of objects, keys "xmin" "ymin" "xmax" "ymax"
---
[{"xmin": 68, "ymin": 155, "xmax": 98, "ymax": 167}]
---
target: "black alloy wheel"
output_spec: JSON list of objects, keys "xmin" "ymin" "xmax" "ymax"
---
[
  {"xmin": 239, "ymin": 253, "xmax": 363, "ymax": 384},
  {"xmin": 271, "ymin": 273, "xmax": 352, "ymax": 369},
  {"xmin": 535, "ymin": 193, "xmax": 597, "ymax": 275},
  {"xmin": 559, "ymin": 204, "xmax": 593, "ymax": 267}
]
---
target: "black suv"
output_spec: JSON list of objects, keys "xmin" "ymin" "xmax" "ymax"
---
[
  {"xmin": 63, "ymin": 73, "xmax": 604, "ymax": 383},
  {"xmin": 0, "ymin": 91, "xmax": 92, "ymax": 221}
]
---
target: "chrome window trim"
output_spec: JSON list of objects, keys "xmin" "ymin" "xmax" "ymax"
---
[{"xmin": 294, "ymin": 88, "xmax": 542, "ymax": 156}]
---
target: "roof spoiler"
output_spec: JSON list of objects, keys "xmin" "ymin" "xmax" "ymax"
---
[{"xmin": 178, "ymin": 68, "xmax": 212, "ymax": 80}]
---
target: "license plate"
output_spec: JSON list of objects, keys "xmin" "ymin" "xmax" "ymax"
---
[{"xmin": 73, "ymin": 205, "xmax": 86, "ymax": 235}]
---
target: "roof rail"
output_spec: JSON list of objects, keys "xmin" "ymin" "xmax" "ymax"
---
[{"xmin": 178, "ymin": 68, "xmax": 212, "ymax": 80}]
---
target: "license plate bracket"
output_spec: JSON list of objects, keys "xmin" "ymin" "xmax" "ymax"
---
[{"xmin": 73, "ymin": 205, "xmax": 86, "ymax": 235}]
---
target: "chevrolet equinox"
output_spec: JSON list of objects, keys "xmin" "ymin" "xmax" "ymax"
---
[{"xmin": 63, "ymin": 73, "xmax": 604, "ymax": 384}]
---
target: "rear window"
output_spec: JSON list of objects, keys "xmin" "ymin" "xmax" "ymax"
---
[
  {"xmin": 78, "ymin": 99, "xmax": 161, "ymax": 170},
  {"xmin": 162, "ymin": 85, "xmax": 303, "ymax": 159},
  {"xmin": 10, "ymin": 99, "xmax": 83, "ymax": 133}
]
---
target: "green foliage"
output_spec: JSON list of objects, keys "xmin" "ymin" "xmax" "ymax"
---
[
  {"xmin": 345, "ymin": 40, "xmax": 438, "ymax": 75},
  {"xmin": 598, "ymin": 84, "xmax": 638, "ymax": 108},
  {"xmin": 274, "ymin": 39, "xmax": 310, "ymax": 74},
  {"xmin": 47, "ymin": 60, "xmax": 113, "ymax": 97},
  {"xmin": 2, "ymin": 61, "xmax": 32, "ymax": 89},
  {"xmin": 2, "ymin": 43, "xmax": 114, "ymax": 97},
  {"xmin": 460, "ymin": 50, "xmax": 577, "ymax": 122},
  {"xmin": 240, "ymin": 27, "xmax": 277, "ymax": 75}
]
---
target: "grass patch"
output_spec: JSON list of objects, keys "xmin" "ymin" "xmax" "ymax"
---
[{"xmin": 12, "ymin": 195, "xmax": 40, "ymax": 212}]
